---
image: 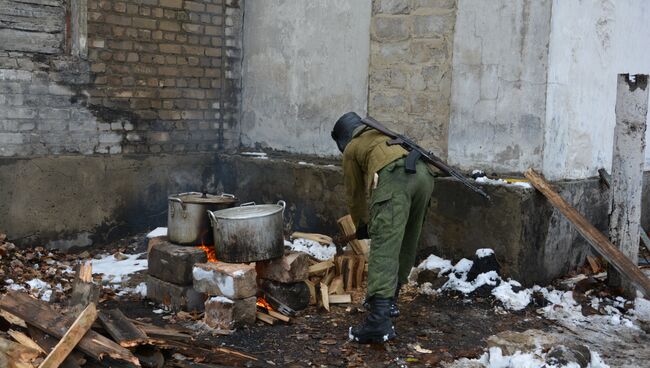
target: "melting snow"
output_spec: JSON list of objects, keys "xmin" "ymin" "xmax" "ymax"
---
[
  {"xmin": 92, "ymin": 253, "xmax": 148, "ymax": 284},
  {"xmin": 449, "ymin": 346, "xmax": 610, "ymax": 368},
  {"xmin": 285, "ymin": 238, "xmax": 337, "ymax": 261},
  {"xmin": 147, "ymin": 227, "xmax": 167, "ymax": 238}
]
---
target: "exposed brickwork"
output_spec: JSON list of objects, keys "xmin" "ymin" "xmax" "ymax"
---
[
  {"xmin": 368, "ymin": 0, "xmax": 457, "ymax": 158},
  {"xmin": 0, "ymin": 0, "xmax": 243, "ymax": 157}
]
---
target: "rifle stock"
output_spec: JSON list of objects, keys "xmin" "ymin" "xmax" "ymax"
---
[{"xmin": 361, "ymin": 116, "xmax": 490, "ymax": 200}]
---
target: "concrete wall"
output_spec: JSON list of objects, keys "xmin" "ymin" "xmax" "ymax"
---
[
  {"xmin": 447, "ymin": 0, "xmax": 552, "ymax": 174},
  {"xmin": 543, "ymin": 0, "xmax": 650, "ymax": 180},
  {"xmin": 367, "ymin": 0, "xmax": 457, "ymax": 158},
  {"xmin": 240, "ymin": 0, "xmax": 371, "ymax": 156}
]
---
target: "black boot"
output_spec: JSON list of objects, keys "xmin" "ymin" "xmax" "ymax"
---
[
  {"xmin": 363, "ymin": 284, "xmax": 401, "ymax": 318},
  {"xmin": 349, "ymin": 297, "xmax": 396, "ymax": 343}
]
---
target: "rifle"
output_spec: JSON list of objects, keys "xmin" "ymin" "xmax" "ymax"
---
[{"xmin": 361, "ymin": 116, "xmax": 490, "ymax": 200}]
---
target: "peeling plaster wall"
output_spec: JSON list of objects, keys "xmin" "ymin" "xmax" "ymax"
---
[
  {"xmin": 447, "ymin": 0, "xmax": 552, "ymax": 174},
  {"xmin": 543, "ymin": 0, "xmax": 650, "ymax": 180},
  {"xmin": 240, "ymin": 0, "xmax": 371, "ymax": 156}
]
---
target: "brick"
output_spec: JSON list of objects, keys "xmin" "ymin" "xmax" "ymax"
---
[
  {"xmin": 159, "ymin": 20, "xmax": 180, "ymax": 31},
  {"xmin": 133, "ymin": 17, "xmax": 157, "ymax": 29},
  {"xmin": 0, "ymin": 133, "xmax": 24, "ymax": 144},
  {"xmin": 372, "ymin": 15, "xmax": 409, "ymax": 41},
  {"xmin": 206, "ymin": 4, "xmax": 222, "ymax": 14},
  {"xmin": 193, "ymin": 262, "xmax": 257, "ymax": 299},
  {"xmin": 160, "ymin": 0, "xmax": 182, "ymax": 9},
  {"xmin": 106, "ymin": 14, "xmax": 132, "ymax": 26},
  {"xmin": 184, "ymin": 1, "xmax": 205, "ymax": 12},
  {"xmin": 127, "ymin": 4, "xmax": 139, "ymax": 14},
  {"xmin": 204, "ymin": 296, "xmax": 256, "ymax": 330},
  {"xmin": 114, "ymin": 1, "xmax": 126, "ymax": 12},
  {"xmin": 146, "ymin": 274, "xmax": 206, "ymax": 312},
  {"xmin": 148, "ymin": 239, "xmax": 208, "ymax": 284},
  {"xmin": 413, "ymin": 14, "xmax": 454, "ymax": 37},
  {"xmin": 256, "ymin": 252, "xmax": 310, "ymax": 283},
  {"xmin": 108, "ymin": 40, "xmax": 133, "ymax": 50},
  {"xmin": 7, "ymin": 108, "xmax": 37, "ymax": 119},
  {"xmin": 38, "ymin": 108, "xmax": 70, "ymax": 119},
  {"xmin": 160, "ymin": 43, "xmax": 181, "ymax": 54},
  {"xmin": 182, "ymin": 23, "xmax": 203, "ymax": 33},
  {"xmin": 375, "ymin": 0, "xmax": 410, "ymax": 14},
  {"xmin": 204, "ymin": 25, "xmax": 220, "ymax": 36}
]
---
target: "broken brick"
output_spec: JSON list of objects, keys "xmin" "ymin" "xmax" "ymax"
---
[
  {"xmin": 193, "ymin": 262, "xmax": 257, "ymax": 299},
  {"xmin": 204, "ymin": 295, "xmax": 256, "ymax": 330}
]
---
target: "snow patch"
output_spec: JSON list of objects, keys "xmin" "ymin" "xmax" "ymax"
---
[
  {"xmin": 92, "ymin": 252, "xmax": 148, "ymax": 284},
  {"xmin": 211, "ymin": 296, "xmax": 234, "ymax": 304},
  {"xmin": 476, "ymin": 248, "xmax": 494, "ymax": 258},
  {"xmin": 147, "ymin": 227, "xmax": 167, "ymax": 238},
  {"xmin": 285, "ymin": 238, "xmax": 336, "ymax": 261}
]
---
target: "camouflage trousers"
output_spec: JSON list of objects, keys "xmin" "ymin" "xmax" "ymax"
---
[{"xmin": 367, "ymin": 157, "xmax": 435, "ymax": 299}]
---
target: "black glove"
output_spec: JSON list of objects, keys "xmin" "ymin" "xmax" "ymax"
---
[{"xmin": 356, "ymin": 223, "xmax": 369, "ymax": 240}]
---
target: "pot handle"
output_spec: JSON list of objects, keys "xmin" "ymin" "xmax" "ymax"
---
[
  {"xmin": 240, "ymin": 202, "xmax": 256, "ymax": 207},
  {"xmin": 207, "ymin": 210, "xmax": 218, "ymax": 227},
  {"xmin": 168, "ymin": 197, "xmax": 186, "ymax": 217},
  {"xmin": 277, "ymin": 200, "xmax": 286, "ymax": 214},
  {"xmin": 221, "ymin": 193, "xmax": 236, "ymax": 199}
]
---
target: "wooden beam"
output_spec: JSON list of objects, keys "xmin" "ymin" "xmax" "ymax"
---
[
  {"xmin": 0, "ymin": 291, "xmax": 139, "ymax": 366},
  {"xmin": 39, "ymin": 303, "xmax": 97, "ymax": 368},
  {"xmin": 26, "ymin": 327, "xmax": 84, "ymax": 368},
  {"xmin": 8, "ymin": 330, "xmax": 46, "ymax": 355},
  {"xmin": 98, "ymin": 309, "xmax": 148, "ymax": 348},
  {"xmin": 525, "ymin": 168, "xmax": 650, "ymax": 297}
]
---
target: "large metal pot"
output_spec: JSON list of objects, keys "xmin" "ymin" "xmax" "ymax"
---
[
  {"xmin": 168, "ymin": 192, "xmax": 238, "ymax": 245},
  {"xmin": 208, "ymin": 201, "xmax": 286, "ymax": 262}
]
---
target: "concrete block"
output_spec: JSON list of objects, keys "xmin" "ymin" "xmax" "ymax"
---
[
  {"xmin": 256, "ymin": 252, "xmax": 309, "ymax": 283},
  {"xmin": 193, "ymin": 262, "xmax": 257, "ymax": 299},
  {"xmin": 204, "ymin": 296, "xmax": 256, "ymax": 330},
  {"xmin": 372, "ymin": 16, "xmax": 409, "ymax": 41},
  {"xmin": 146, "ymin": 274, "xmax": 206, "ymax": 312},
  {"xmin": 148, "ymin": 239, "xmax": 207, "ymax": 285},
  {"xmin": 259, "ymin": 279, "xmax": 310, "ymax": 311}
]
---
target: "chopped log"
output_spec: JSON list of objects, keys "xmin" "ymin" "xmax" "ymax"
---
[
  {"xmin": 128, "ymin": 320, "xmax": 193, "ymax": 344},
  {"xmin": 27, "ymin": 327, "xmax": 84, "ymax": 368},
  {"xmin": 291, "ymin": 232, "xmax": 333, "ymax": 245},
  {"xmin": 8, "ymin": 330, "xmax": 45, "ymax": 354},
  {"xmin": 328, "ymin": 276, "xmax": 344, "ymax": 295},
  {"xmin": 328, "ymin": 294, "xmax": 352, "ymax": 304},
  {"xmin": 255, "ymin": 311, "xmax": 275, "ymax": 325},
  {"xmin": 304, "ymin": 280, "xmax": 317, "ymax": 305},
  {"xmin": 355, "ymin": 257, "xmax": 366, "ymax": 289},
  {"xmin": 320, "ymin": 283, "xmax": 330, "ymax": 312},
  {"xmin": 344, "ymin": 257, "xmax": 357, "ymax": 291},
  {"xmin": 98, "ymin": 309, "xmax": 148, "ymax": 348},
  {"xmin": 337, "ymin": 215, "xmax": 369, "ymax": 256},
  {"xmin": 335, "ymin": 255, "xmax": 365, "ymax": 291},
  {"xmin": 0, "ymin": 336, "xmax": 41, "ymax": 364},
  {"xmin": 267, "ymin": 310, "xmax": 290, "ymax": 323},
  {"xmin": 68, "ymin": 261, "xmax": 99, "ymax": 314},
  {"xmin": 309, "ymin": 261, "xmax": 334, "ymax": 275},
  {"xmin": 586, "ymin": 256, "xmax": 601, "ymax": 274},
  {"xmin": 0, "ymin": 291, "xmax": 139, "ymax": 366},
  {"xmin": 321, "ymin": 268, "xmax": 335, "ymax": 286},
  {"xmin": 1, "ymin": 310, "xmax": 27, "ymax": 328},
  {"xmin": 39, "ymin": 303, "xmax": 98, "ymax": 368},
  {"xmin": 525, "ymin": 168, "xmax": 650, "ymax": 297}
]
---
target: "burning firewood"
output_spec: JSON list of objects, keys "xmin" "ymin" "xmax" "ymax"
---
[{"xmin": 255, "ymin": 311, "xmax": 276, "ymax": 325}]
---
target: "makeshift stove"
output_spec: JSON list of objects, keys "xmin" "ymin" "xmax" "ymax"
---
[{"xmin": 145, "ymin": 193, "xmax": 319, "ymax": 330}]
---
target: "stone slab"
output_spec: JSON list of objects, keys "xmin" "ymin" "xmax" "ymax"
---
[
  {"xmin": 204, "ymin": 295, "xmax": 256, "ymax": 330},
  {"xmin": 193, "ymin": 262, "xmax": 257, "ymax": 299},
  {"xmin": 145, "ymin": 274, "xmax": 206, "ymax": 312},
  {"xmin": 148, "ymin": 239, "xmax": 207, "ymax": 285},
  {"xmin": 256, "ymin": 251, "xmax": 309, "ymax": 283}
]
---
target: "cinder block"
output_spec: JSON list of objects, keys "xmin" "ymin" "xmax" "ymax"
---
[
  {"xmin": 193, "ymin": 262, "xmax": 257, "ymax": 299},
  {"xmin": 148, "ymin": 238, "xmax": 207, "ymax": 285},
  {"xmin": 204, "ymin": 296, "xmax": 256, "ymax": 330},
  {"xmin": 256, "ymin": 252, "xmax": 309, "ymax": 283},
  {"xmin": 146, "ymin": 274, "xmax": 206, "ymax": 312}
]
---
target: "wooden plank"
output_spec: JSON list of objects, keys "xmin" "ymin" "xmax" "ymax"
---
[
  {"xmin": 337, "ymin": 215, "xmax": 369, "ymax": 256},
  {"xmin": 69, "ymin": 261, "xmax": 99, "ymax": 313},
  {"xmin": 525, "ymin": 168, "xmax": 650, "ymax": 297},
  {"xmin": 39, "ymin": 303, "xmax": 97, "ymax": 368},
  {"xmin": 308, "ymin": 260, "xmax": 334, "ymax": 275},
  {"xmin": 320, "ymin": 283, "xmax": 330, "ymax": 312},
  {"xmin": 267, "ymin": 310, "xmax": 290, "ymax": 323},
  {"xmin": 0, "ymin": 291, "xmax": 139, "ymax": 366},
  {"xmin": 1, "ymin": 309, "xmax": 27, "ymax": 328},
  {"xmin": 0, "ymin": 336, "xmax": 41, "ymax": 364},
  {"xmin": 255, "ymin": 312, "xmax": 275, "ymax": 325},
  {"xmin": 586, "ymin": 256, "xmax": 601, "ymax": 274},
  {"xmin": 8, "ymin": 329, "xmax": 46, "ymax": 354},
  {"xmin": 27, "ymin": 327, "xmax": 84, "ymax": 368},
  {"xmin": 98, "ymin": 309, "xmax": 148, "ymax": 348},
  {"xmin": 328, "ymin": 294, "xmax": 352, "ymax": 304}
]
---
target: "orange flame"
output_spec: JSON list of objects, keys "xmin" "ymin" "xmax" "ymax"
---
[
  {"xmin": 256, "ymin": 297, "xmax": 273, "ymax": 311},
  {"xmin": 196, "ymin": 243, "xmax": 218, "ymax": 263}
]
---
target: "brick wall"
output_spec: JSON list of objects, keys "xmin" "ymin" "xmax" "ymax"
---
[
  {"xmin": 368, "ymin": 0, "xmax": 456, "ymax": 158},
  {"xmin": 0, "ymin": 0, "xmax": 243, "ymax": 157}
]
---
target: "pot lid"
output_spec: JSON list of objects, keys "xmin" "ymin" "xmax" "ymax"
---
[
  {"xmin": 211, "ymin": 201, "xmax": 285, "ymax": 220},
  {"xmin": 169, "ymin": 192, "xmax": 238, "ymax": 204}
]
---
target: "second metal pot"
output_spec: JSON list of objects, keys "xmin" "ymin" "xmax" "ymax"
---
[
  {"xmin": 208, "ymin": 201, "xmax": 286, "ymax": 262},
  {"xmin": 168, "ymin": 192, "xmax": 238, "ymax": 245}
]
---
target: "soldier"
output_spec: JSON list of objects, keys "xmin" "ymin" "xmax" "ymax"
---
[{"xmin": 331, "ymin": 112, "xmax": 435, "ymax": 343}]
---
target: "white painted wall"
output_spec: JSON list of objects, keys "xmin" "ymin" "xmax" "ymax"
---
[
  {"xmin": 240, "ymin": 0, "xmax": 372, "ymax": 156},
  {"xmin": 543, "ymin": 0, "xmax": 650, "ymax": 180}
]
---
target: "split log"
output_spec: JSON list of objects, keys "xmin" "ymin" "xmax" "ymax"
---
[
  {"xmin": 586, "ymin": 256, "xmax": 601, "ymax": 274},
  {"xmin": 525, "ymin": 168, "xmax": 650, "ymax": 297},
  {"xmin": 309, "ymin": 260, "xmax": 334, "ymax": 275},
  {"xmin": 255, "ymin": 312, "xmax": 275, "ymax": 325},
  {"xmin": 27, "ymin": 327, "xmax": 85, "ymax": 368},
  {"xmin": 321, "ymin": 268, "xmax": 335, "ymax": 286},
  {"xmin": 267, "ymin": 310, "xmax": 290, "ymax": 323},
  {"xmin": 1, "ymin": 310, "xmax": 26, "ymax": 328},
  {"xmin": 304, "ymin": 280, "xmax": 317, "ymax": 305},
  {"xmin": 0, "ymin": 291, "xmax": 139, "ymax": 366},
  {"xmin": 291, "ymin": 232, "xmax": 333, "ymax": 245},
  {"xmin": 98, "ymin": 309, "xmax": 148, "ymax": 348},
  {"xmin": 39, "ymin": 303, "xmax": 98, "ymax": 368},
  {"xmin": 328, "ymin": 294, "xmax": 352, "ymax": 304},
  {"xmin": 320, "ymin": 283, "xmax": 330, "ymax": 311},
  {"xmin": 337, "ymin": 215, "xmax": 369, "ymax": 256},
  {"xmin": 328, "ymin": 276, "xmax": 344, "ymax": 295},
  {"xmin": 7, "ymin": 330, "xmax": 45, "ymax": 354},
  {"xmin": 335, "ymin": 255, "xmax": 366, "ymax": 291},
  {"xmin": 0, "ymin": 336, "xmax": 41, "ymax": 365},
  {"xmin": 68, "ymin": 261, "xmax": 99, "ymax": 314}
]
